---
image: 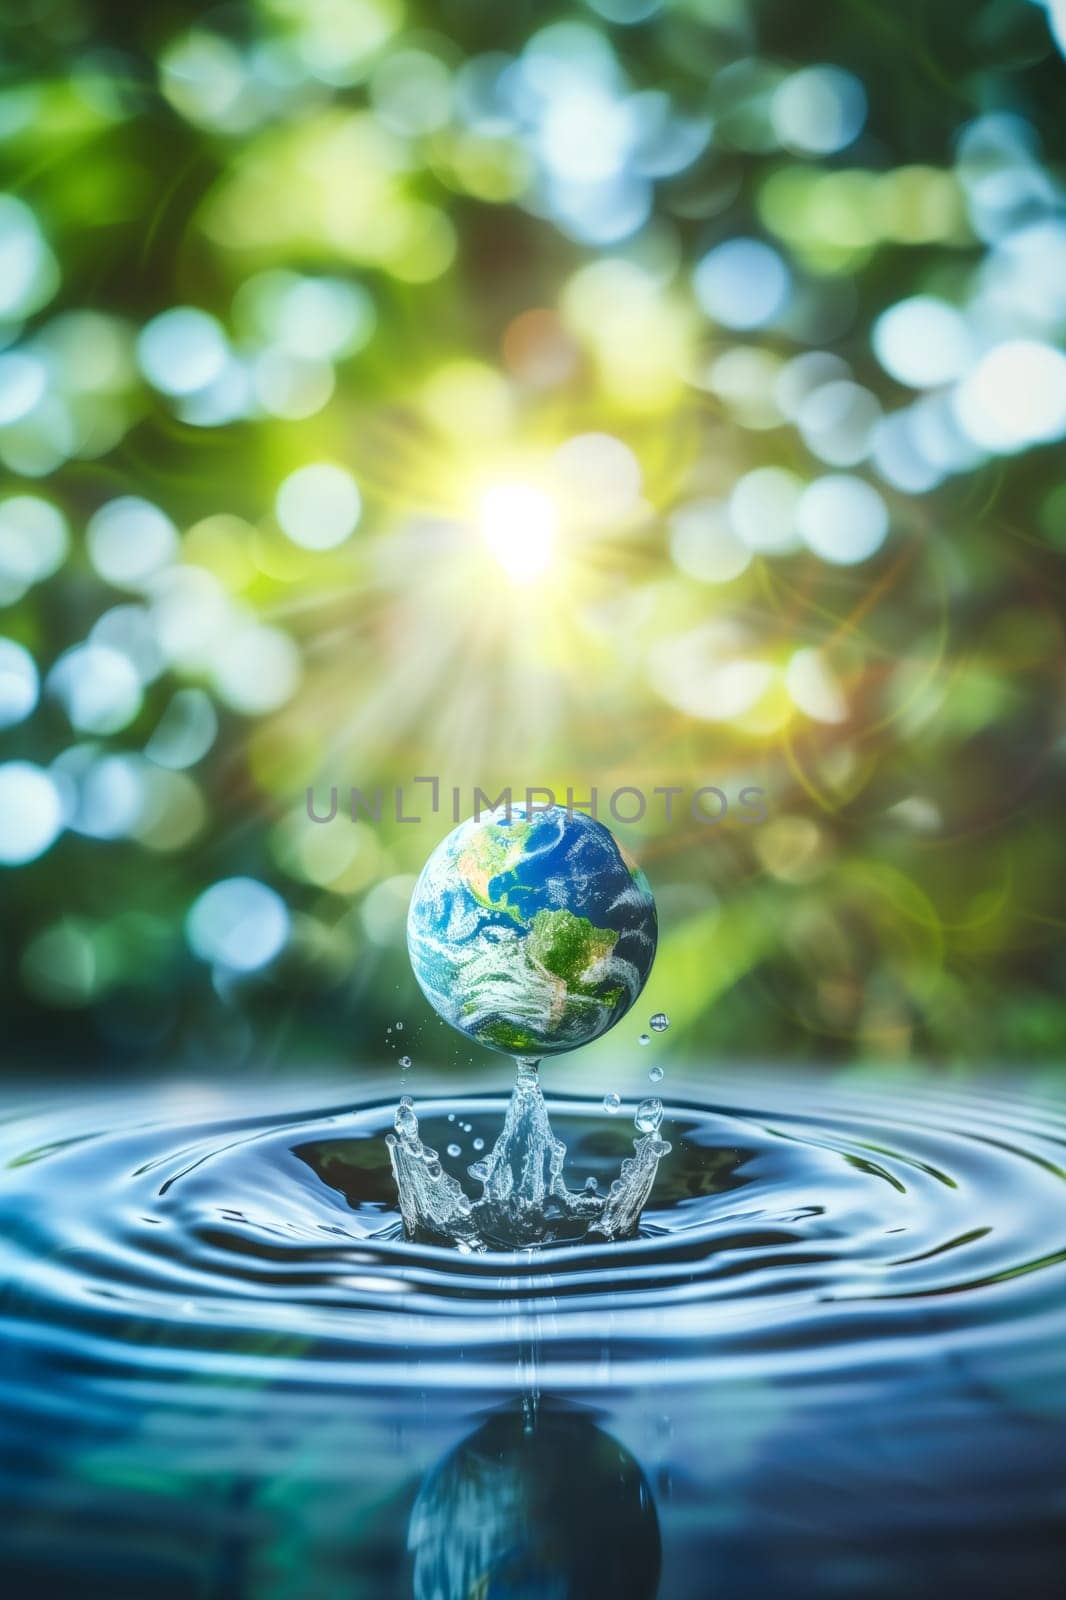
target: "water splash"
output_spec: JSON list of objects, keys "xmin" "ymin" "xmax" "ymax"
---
[
  {"xmin": 388, "ymin": 1059, "xmax": 671, "ymax": 1251},
  {"xmin": 635, "ymin": 1097, "xmax": 663, "ymax": 1133}
]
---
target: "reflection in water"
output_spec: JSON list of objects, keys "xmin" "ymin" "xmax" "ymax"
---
[{"xmin": 409, "ymin": 1403, "xmax": 661, "ymax": 1600}]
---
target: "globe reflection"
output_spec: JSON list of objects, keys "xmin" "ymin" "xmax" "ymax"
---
[{"xmin": 408, "ymin": 1403, "xmax": 661, "ymax": 1600}]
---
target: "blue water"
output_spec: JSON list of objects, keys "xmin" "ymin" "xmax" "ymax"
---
[{"xmin": 0, "ymin": 1071, "xmax": 1063, "ymax": 1597}]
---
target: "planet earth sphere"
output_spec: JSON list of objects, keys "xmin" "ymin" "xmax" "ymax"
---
[{"xmin": 407, "ymin": 804, "xmax": 657, "ymax": 1056}]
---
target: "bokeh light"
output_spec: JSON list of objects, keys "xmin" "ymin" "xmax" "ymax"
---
[
  {"xmin": 0, "ymin": 638, "xmax": 38, "ymax": 728},
  {"xmin": 186, "ymin": 877, "xmax": 289, "ymax": 973},
  {"xmin": 210, "ymin": 616, "xmax": 301, "ymax": 713},
  {"xmin": 137, "ymin": 307, "xmax": 229, "ymax": 396},
  {"xmin": 0, "ymin": 351, "xmax": 47, "ymax": 425},
  {"xmin": 0, "ymin": 495, "xmax": 68, "ymax": 602},
  {"xmin": 693, "ymin": 238, "xmax": 791, "ymax": 330},
  {"xmin": 0, "ymin": 761, "xmax": 63, "ymax": 865},
  {"xmin": 0, "ymin": 195, "xmax": 59, "ymax": 320},
  {"xmin": 670, "ymin": 499, "xmax": 752, "ymax": 584},
  {"xmin": 145, "ymin": 689, "xmax": 218, "ymax": 770},
  {"xmin": 771, "ymin": 66, "xmax": 867, "ymax": 155},
  {"xmin": 954, "ymin": 339, "xmax": 1066, "ymax": 454},
  {"xmin": 796, "ymin": 380, "xmax": 880, "ymax": 467},
  {"xmin": 551, "ymin": 432, "xmax": 642, "ymax": 524},
  {"xmin": 48, "ymin": 644, "xmax": 142, "ymax": 735},
  {"xmin": 873, "ymin": 297, "xmax": 973, "ymax": 389},
  {"xmin": 87, "ymin": 498, "xmax": 179, "ymax": 588},
  {"xmin": 797, "ymin": 475, "xmax": 889, "ymax": 564},
  {"xmin": 730, "ymin": 468, "xmax": 804, "ymax": 554},
  {"xmin": 276, "ymin": 462, "xmax": 362, "ymax": 549}
]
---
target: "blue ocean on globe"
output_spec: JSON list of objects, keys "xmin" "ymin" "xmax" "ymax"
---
[{"xmin": 407, "ymin": 804, "xmax": 658, "ymax": 1056}]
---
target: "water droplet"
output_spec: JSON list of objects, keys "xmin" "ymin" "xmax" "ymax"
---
[
  {"xmin": 603, "ymin": 1092, "xmax": 621, "ymax": 1114},
  {"xmin": 447, "ymin": 1142, "xmax": 461, "ymax": 1158},
  {"xmin": 394, "ymin": 1096, "xmax": 418, "ymax": 1139},
  {"xmin": 635, "ymin": 1096, "xmax": 663, "ymax": 1133},
  {"xmin": 650, "ymin": 1012, "xmax": 670, "ymax": 1032},
  {"xmin": 395, "ymin": 1020, "xmax": 404, "ymax": 1030},
  {"xmin": 648, "ymin": 1064, "xmax": 664, "ymax": 1083},
  {"xmin": 638, "ymin": 1033, "xmax": 650, "ymax": 1046},
  {"xmin": 399, "ymin": 1055, "xmax": 411, "ymax": 1068},
  {"xmin": 472, "ymin": 1136, "xmax": 485, "ymax": 1151},
  {"xmin": 468, "ymin": 1160, "xmax": 489, "ymax": 1182},
  {"xmin": 386, "ymin": 1025, "xmax": 392, "ymax": 1034},
  {"xmin": 447, "ymin": 1112, "xmax": 456, "ymax": 1122}
]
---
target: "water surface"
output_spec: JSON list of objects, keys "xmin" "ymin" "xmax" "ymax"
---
[{"xmin": 0, "ymin": 1071, "xmax": 1062, "ymax": 1597}]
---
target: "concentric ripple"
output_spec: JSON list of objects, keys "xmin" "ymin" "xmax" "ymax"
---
[{"xmin": 0, "ymin": 1076, "xmax": 1063, "ymax": 1397}]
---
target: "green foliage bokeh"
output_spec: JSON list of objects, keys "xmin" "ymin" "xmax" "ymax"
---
[{"xmin": 0, "ymin": 0, "xmax": 1063, "ymax": 1076}]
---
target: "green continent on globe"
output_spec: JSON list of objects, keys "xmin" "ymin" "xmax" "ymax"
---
[
  {"xmin": 407, "ymin": 805, "xmax": 657, "ymax": 1057},
  {"xmin": 526, "ymin": 909, "xmax": 619, "ymax": 991}
]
